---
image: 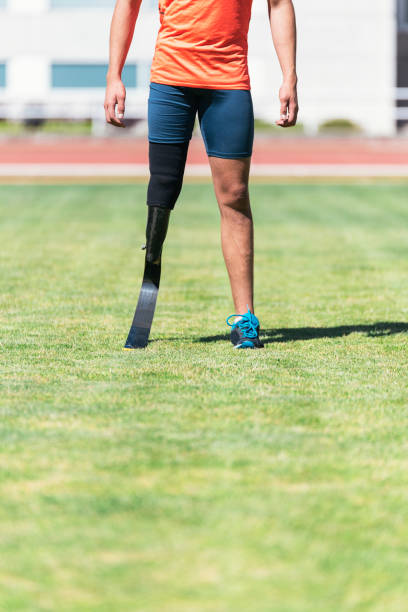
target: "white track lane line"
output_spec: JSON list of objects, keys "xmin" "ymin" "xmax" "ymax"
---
[{"xmin": 0, "ymin": 164, "xmax": 408, "ymax": 177}]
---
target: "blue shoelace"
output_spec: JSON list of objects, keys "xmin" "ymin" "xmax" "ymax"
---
[{"xmin": 226, "ymin": 307, "xmax": 259, "ymax": 339}]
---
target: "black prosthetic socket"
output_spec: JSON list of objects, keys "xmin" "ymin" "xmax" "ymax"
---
[
  {"xmin": 147, "ymin": 141, "xmax": 189, "ymax": 210},
  {"xmin": 144, "ymin": 205, "xmax": 171, "ymax": 266}
]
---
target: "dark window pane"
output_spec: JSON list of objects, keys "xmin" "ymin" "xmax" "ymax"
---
[
  {"xmin": 401, "ymin": 0, "xmax": 408, "ymax": 24},
  {"xmin": 0, "ymin": 64, "xmax": 6, "ymax": 88},
  {"xmin": 52, "ymin": 64, "xmax": 137, "ymax": 88}
]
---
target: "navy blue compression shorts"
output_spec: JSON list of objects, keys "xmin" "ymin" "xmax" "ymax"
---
[{"xmin": 148, "ymin": 82, "xmax": 254, "ymax": 159}]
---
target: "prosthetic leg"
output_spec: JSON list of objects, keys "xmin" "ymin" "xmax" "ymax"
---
[
  {"xmin": 124, "ymin": 141, "xmax": 188, "ymax": 349},
  {"xmin": 124, "ymin": 206, "xmax": 170, "ymax": 349}
]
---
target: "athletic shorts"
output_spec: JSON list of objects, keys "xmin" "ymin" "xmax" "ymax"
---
[{"xmin": 148, "ymin": 82, "xmax": 254, "ymax": 159}]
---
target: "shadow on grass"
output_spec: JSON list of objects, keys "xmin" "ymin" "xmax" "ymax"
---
[{"xmin": 197, "ymin": 322, "xmax": 408, "ymax": 345}]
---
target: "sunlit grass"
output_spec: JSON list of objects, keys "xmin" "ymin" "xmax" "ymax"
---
[{"xmin": 1, "ymin": 183, "xmax": 408, "ymax": 611}]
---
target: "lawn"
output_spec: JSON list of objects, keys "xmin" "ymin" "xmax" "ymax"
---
[{"xmin": 1, "ymin": 182, "xmax": 408, "ymax": 611}]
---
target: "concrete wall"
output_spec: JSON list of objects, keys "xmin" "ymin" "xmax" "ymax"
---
[
  {"xmin": 249, "ymin": 0, "xmax": 397, "ymax": 134},
  {"xmin": 0, "ymin": 0, "xmax": 398, "ymax": 134}
]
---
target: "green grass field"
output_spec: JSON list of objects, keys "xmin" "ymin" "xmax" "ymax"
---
[{"xmin": 2, "ymin": 182, "xmax": 408, "ymax": 611}]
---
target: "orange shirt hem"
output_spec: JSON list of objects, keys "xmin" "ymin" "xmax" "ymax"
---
[{"xmin": 150, "ymin": 77, "xmax": 251, "ymax": 91}]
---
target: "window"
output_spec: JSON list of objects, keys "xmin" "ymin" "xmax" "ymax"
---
[
  {"xmin": 52, "ymin": 63, "xmax": 137, "ymax": 88},
  {"xmin": 50, "ymin": 0, "xmax": 114, "ymax": 8},
  {"xmin": 0, "ymin": 64, "xmax": 6, "ymax": 88},
  {"xmin": 399, "ymin": 0, "xmax": 408, "ymax": 28}
]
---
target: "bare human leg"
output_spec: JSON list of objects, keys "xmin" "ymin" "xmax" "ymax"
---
[{"xmin": 208, "ymin": 156, "xmax": 254, "ymax": 315}]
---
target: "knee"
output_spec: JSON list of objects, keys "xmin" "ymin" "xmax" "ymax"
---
[
  {"xmin": 147, "ymin": 141, "xmax": 188, "ymax": 210},
  {"xmin": 218, "ymin": 182, "xmax": 249, "ymax": 210},
  {"xmin": 147, "ymin": 171, "xmax": 182, "ymax": 210}
]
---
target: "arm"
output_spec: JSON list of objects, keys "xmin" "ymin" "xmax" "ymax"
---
[
  {"xmin": 104, "ymin": 0, "xmax": 142, "ymax": 127},
  {"xmin": 267, "ymin": 0, "xmax": 298, "ymax": 127}
]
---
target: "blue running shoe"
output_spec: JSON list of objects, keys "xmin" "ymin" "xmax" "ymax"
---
[{"xmin": 226, "ymin": 307, "xmax": 264, "ymax": 349}]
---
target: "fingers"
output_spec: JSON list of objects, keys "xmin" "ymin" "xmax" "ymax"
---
[
  {"xmin": 109, "ymin": 100, "xmax": 125, "ymax": 127},
  {"xmin": 104, "ymin": 97, "xmax": 125, "ymax": 128},
  {"xmin": 276, "ymin": 97, "xmax": 299, "ymax": 128},
  {"xmin": 116, "ymin": 95, "xmax": 126, "ymax": 120},
  {"xmin": 276, "ymin": 98, "xmax": 289, "ymax": 127},
  {"xmin": 287, "ymin": 97, "xmax": 298, "ymax": 126}
]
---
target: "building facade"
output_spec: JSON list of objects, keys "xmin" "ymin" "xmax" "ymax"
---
[{"xmin": 0, "ymin": 0, "xmax": 404, "ymax": 134}]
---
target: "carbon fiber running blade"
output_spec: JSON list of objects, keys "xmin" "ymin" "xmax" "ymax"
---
[{"xmin": 124, "ymin": 262, "xmax": 161, "ymax": 349}]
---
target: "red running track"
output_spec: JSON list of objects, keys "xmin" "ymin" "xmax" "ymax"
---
[{"xmin": 1, "ymin": 136, "xmax": 408, "ymax": 165}]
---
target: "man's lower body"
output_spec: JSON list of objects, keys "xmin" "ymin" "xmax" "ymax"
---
[{"xmin": 145, "ymin": 82, "xmax": 263, "ymax": 348}]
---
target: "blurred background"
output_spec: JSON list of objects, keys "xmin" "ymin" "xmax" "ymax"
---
[{"xmin": 0, "ymin": 0, "xmax": 407, "ymax": 175}]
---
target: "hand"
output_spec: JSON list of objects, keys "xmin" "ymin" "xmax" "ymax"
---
[
  {"xmin": 276, "ymin": 79, "xmax": 298, "ymax": 128},
  {"xmin": 104, "ymin": 77, "xmax": 126, "ymax": 128}
]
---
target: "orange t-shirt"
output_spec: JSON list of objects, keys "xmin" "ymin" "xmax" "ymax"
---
[{"xmin": 150, "ymin": 0, "xmax": 253, "ymax": 90}]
